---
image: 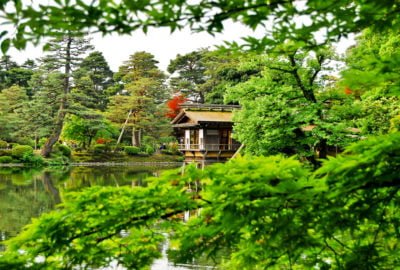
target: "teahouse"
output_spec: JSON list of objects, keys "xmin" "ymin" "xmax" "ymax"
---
[{"xmin": 171, "ymin": 103, "xmax": 241, "ymax": 163}]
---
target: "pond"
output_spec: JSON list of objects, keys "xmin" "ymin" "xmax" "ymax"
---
[{"xmin": 0, "ymin": 164, "xmax": 216, "ymax": 269}]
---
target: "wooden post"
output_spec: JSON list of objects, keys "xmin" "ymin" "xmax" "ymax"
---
[
  {"xmin": 199, "ymin": 129, "xmax": 204, "ymax": 150},
  {"xmin": 115, "ymin": 109, "xmax": 132, "ymax": 150},
  {"xmin": 185, "ymin": 130, "xmax": 190, "ymax": 150},
  {"xmin": 231, "ymin": 144, "xmax": 244, "ymax": 159}
]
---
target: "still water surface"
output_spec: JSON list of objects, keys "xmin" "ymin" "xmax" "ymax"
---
[{"xmin": 0, "ymin": 165, "xmax": 215, "ymax": 269}]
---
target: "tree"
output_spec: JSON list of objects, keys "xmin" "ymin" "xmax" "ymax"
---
[
  {"xmin": 107, "ymin": 52, "xmax": 169, "ymax": 147},
  {"xmin": 73, "ymin": 51, "xmax": 114, "ymax": 111},
  {"xmin": 1, "ymin": 1, "xmax": 400, "ymax": 269},
  {"xmin": 0, "ymin": 55, "xmax": 34, "ymax": 91},
  {"xmin": 39, "ymin": 34, "xmax": 93, "ymax": 157},
  {"xmin": 200, "ymin": 50, "xmax": 259, "ymax": 104},
  {"xmin": 62, "ymin": 115, "xmax": 116, "ymax": 149},
  {"xmin": 165, "ymin": 94, "xmax": 187, "ymax": 119},
  {"xmin": 225, "ymin": 45, "xmax": 344, "ymax": 162},
  {"xmin": 168, "ymin": 49, "xmax": 209, "ymax": 103},
  {"xmin": 2, "ymin": 133, "xmax": 400, "ymax": 269},
  {"xmin": 342, "ymin": 28, "xmax": 400, "ymax": 96},
  {"xmin": 115, "ymin": 51, "xmax": 163, "ymax": 83},
  {"xmin": 17, "ymin": 71, "xmax": 64, "ymax": 148},
  {"xmin": 1, "ymin": 1, "xmax": 399, "ymax": 53},
  {"xmin": 168, "ymin": 49, "xmax": 260, "ymax": 104},
  {"xmin": 0, "ymin": 85, "xmax": 28, "ymax": 142}
]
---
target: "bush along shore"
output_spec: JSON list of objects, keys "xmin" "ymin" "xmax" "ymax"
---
[{"xmin": 0, "ymin": 140, "xmax": 184, "ymax": 167}]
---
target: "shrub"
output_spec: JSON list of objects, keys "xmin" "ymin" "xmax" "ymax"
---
[
  {"xmin": 0, "ymin": 156, "xmax": 13, "ymax": 163},
  {"xmin": 167, "ymin": 142, "xmax": 181, "ymax": 155},
  {"xmin": 11, "ymin": 145, "xmax": 33, "ymax": 159},
  {"xmin": 0, "ymin": 149, "xmax": 12, "ymax": 156},
  {"xmin": 93, "ymin": 144, "xmax": 107, "ymax": 154},
  {"xmin": 21, "ymin": 154, "xmax": 44, "ymax": 166},
  {"xmin": 0, "ymin": 140, "xmax": 8, "ymax": 148},
  {"xmin": 56, "ymin": 144, "xmax": 71, "ymax": 157},
  {"xmin": 16, "ymin": 137, "xmax": 35, "ymax": 147},
  {"xmin": 124, "ymin": 146, "xmax": 140, "ymax": 155},
  {"xmin": 161, "ymin": 149, "xmax": 174, "ymax": 155},
  {"xmin": 45, "ymin": 156, "xmax": 70, "ymax": 166},
  {"xmin": 9, "ymin": 143, "xmax": 19, "ymax": 148},
  {"xmin": 95, "ymin": 138, "xmax": 113, "ymax": 144},
  {"xmin": 38, "ymin": 138, "xmax": 48, "ymax": 148},
  {"xmin": 142, "ymin": 144, "xmax": 155, "ymax": 155}
]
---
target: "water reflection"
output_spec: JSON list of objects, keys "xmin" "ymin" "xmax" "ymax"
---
[
  {"xmin": 0, "ymin": 165, "xmax": 174, "ymax": 244},
  {"xmin": 0, "ymin": 165, "xmax": 217, "ymax": 269}
]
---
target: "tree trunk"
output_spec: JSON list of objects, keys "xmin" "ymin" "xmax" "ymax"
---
[
  {"xmin": 198, "ymin": 91, "xmax": 205, "ymax": 104},
  {"xmin": 138, "ymin": 128, "xmax": 141, "ymax": 147},
  {"xmin": 88, "ymin": 136, "xmax": 93, "ymax": 148},
  {"xmin": 41, "ymin": 36, "xmax": 72, "ymax": 157},
  {"xmin": 318, "ymin": 138, "xmax": 328, "ymax": 159},
  {"xmin": 41, "ymin": 103, "xmax": 67, "ymax": 157},
  {"xmin": 132, "ymin": 127, "xmax": 137, "ymax": 146}
]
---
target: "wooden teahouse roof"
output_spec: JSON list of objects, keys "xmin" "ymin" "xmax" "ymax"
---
[{"xmin": 171, "ymin": 103, "xmax": 239, "ymax": 128}]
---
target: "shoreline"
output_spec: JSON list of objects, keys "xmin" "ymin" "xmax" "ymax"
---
[{"xmin": 0, "ymin": 161, "xmax": 183, "ymax": 168}]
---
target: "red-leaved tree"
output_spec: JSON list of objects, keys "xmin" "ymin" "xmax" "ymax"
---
[{"xmin": 166, "ymin": 95, "xmax": 187, "ymax": 119}]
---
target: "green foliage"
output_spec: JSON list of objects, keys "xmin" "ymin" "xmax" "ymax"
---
[
  {"xmin": 44, "ymin": 156, "xmax": 70, "ymax": 166},
  {"xmin": 1, "ymin": 134, "xmax": 400, "ymax": 268},
  {"xmin": 124, "ymin": 146, "xmax": 140, "ymax": 155},
  {"xmin": 1, "ymin": 0, "xmax": 399, "ymax": 53},
  {"xmin": 62, "ymin": 115, "xmax": 115, "ymax": 149},
  {"xmin": 0, "ymin": 1, "xmax": 400, "ymax": 269},
  {"xmin": 342, "ymin": 28, "xmax": 400, "ymax": 95},
  {"xmin": 160, "ymin": 149, "xmax": 174, "ymax": 155},
  {"xmin": 74, "ymin": 51, "xmax": 114, "ymax": 111},
  {"xmin": 0, "ymin": 140, "xmax": 8, "ymax": 148},
  {"xmin": 11, "ymin": 145, "xmax": 33, "ymax": 159},
  {"xmin": 107, "ymin": 51, "xmax": 170, "ymax": 147},
  {"xmin": 20, "ymin": 153, "xmax": 44, "ymax": 166},
  {"xmin": 15, "ymin": 137, "xmax": 34, "ymax": 147},
  {"xmin": 0, "ymin": 174, "xmax": 197, "ymax": 269},
  {"xmin": 18, "ymin": 71, "xmax": 64, "ymax": 143},
  {"xmin": 141, "ymin": 144, "xmax": 155, "ymax": 155},
  {"xmin": 0, "ymin": 149, "xmax": 11, "ymax": 156},
  {"xmin": 168, "ymin": 49, "xmax": 209, "ymax": 103},
  {"xmin": 226, "ymin": 47, "xmax": 343, "ymax": 160},
  {"xmin": 92, "ymin": 144, "xmax": 108, "ymax": 154},
  {"xmin": 55, "ymin": 144, "xmax": 71, "ymax": 157},
  {"xmin": 0, "ymin": 156, "xmax": 13, "ymax": 163},
  {"xmin": 0, "ymin": 85, "xmax": 29, "ymax": 142},
  {"xmin": 0, "ymin": 55, "xmax": 34, "ymax": 90}
]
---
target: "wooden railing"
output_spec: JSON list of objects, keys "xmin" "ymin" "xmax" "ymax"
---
[{"xmin": 178, "ymin": 144, "xmax": 241, "ymax": 151}]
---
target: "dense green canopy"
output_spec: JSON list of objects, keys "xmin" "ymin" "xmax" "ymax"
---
[
  {"xmin": 0, "ymin": 0, "xmax": 400, "ymax": 269},
  {"xmin": 1, "ymin": 0, "xmax": 400, "ymax": 52}
]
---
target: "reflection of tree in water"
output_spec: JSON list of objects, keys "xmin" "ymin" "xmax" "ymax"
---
[
  {"xmin": 42, "ymin": 171, "xmax": 62, "ymax": 204},
  {"xmin": 0, "ymin": 165, "xmax": 177, "ymax": 249},
  {"xmin": 64, "ymin": 166, "xmax": 169, "ymax": 190},
  {"xmin": 0, "ymin": 169, "xmax": 57, "ymax": 248}
]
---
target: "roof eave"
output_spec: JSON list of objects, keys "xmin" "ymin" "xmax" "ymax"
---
[{"xmin": 171, "ymin": 110, "xmax": 187, "ymax": 124}]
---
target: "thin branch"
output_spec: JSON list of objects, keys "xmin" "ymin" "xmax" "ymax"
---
[{"xmin": 308, "ymin": 54, "xmax": 324, "ymax": 87}]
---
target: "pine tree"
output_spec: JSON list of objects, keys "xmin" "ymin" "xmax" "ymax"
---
[
  {"xmin": 107, "ymin": 52, "xmax": 168, "ymax": 147},
  {"xmin": 73, "ymin": 51, "xmax": 114, "ymax": 111},
  {"xmin": 40, "ymin": 34, "xmax": 93, "ymax": 157}
]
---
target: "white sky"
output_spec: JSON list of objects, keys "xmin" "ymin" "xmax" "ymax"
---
[{"xmin": 8, "ymin": 22, "xmax": 355, "ymax": 73}]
